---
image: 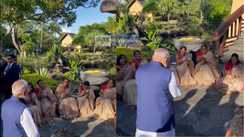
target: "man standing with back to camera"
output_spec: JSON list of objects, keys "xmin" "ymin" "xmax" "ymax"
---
[{"xmin": 135, "ymin": 48, "xmax": 181, "ymax": 137}]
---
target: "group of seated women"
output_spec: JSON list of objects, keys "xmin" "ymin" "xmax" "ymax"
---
[
  {"xmin": 24, "ymin": 78, "xmax": 116, "ymax": 127},
  {"xmin": 116, "ymin": 50, "xmax": 146, "ymax": 107},
  {"xmin": 176, "ymin": 45, "xmax": 220, "ymax": 88},
  {"xmin": 175, "ymin": 45, "xmax": 243, "ymax": 93},
  {"xmin": 117, "ymin": 45, "xmax": 243, "ymax": 107}
]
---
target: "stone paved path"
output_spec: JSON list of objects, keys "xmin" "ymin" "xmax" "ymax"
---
[
  {"xmin": 117, "ymin": 86, "xmax": 244, "ymax": 136},
  {"xmin": 40, "ymin": 117, "xmax": 115, "ymax": 137}
]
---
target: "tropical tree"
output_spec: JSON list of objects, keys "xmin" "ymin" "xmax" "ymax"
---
[
  {"xmin": 73, "ymin": 23, "xmax": 108, "ymax": 47},
  {"xmin": 104, "ymin": 17, "xmax": 118, "ymax": 34},
  {"xmin": 201, "ymin": 0, "xmax": 231, "ymax": 32},
  {"xmin": 0, "ymin": 25, "xmax": 12, "ymax": 49},
  {"xmin": 14, "ymin": 20, "xmax": 62, "ymax": 53},
  {"xmin": 0, "ymin": 0, "xmax": 100, "ymax": 52},
  {"xmin": 143, "ymin": 0, "xmax": 181, "ymax": 21}
]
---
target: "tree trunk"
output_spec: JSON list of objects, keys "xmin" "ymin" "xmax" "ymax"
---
[{"xmin": 10, "ymin": 26, "xmax": 21, "ymax": 53}]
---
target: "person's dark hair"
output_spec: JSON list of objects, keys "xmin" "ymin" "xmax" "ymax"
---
[
  {"xmin": 8, "ymin": 54, "xmax": 16, "ymax": 59},
  {"xmin": 201, "ymin": 45, "xmax": 208, "ymax": 50},
  {"xmin": 83, "ymin": 81, "xmax": 90, "ymax": 87},
  {"xmin": 28, "ymin": 83, "xmax": 35, "ymax": 93},
  {"xmin": 179, "ymin": 46, "xmax": 187, "ymax": 53},
  {"xmin": 133, "ymin": 50, "xmax": 141, "ymax": 56},
  {"xmin": 36, "ymin": 79, "xmax": 42, "ymax": 85},
  {"xmin": 116, "ymin": 55, "xmax": 127, "ymax": 66},
  {"xmin": 180, "ymin": 46, "xmax": 187, "ymax": 51},
  {"xmin": 229, "ymin": 53, "xmax": 241, "ymax": 65},
  {"xmin": 107, "ymin": 79, "xmax": 115, "ymax": 85}
]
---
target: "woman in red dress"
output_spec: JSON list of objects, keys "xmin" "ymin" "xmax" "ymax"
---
[{"xmin": 223, "ymin": 53, "xmax": 244, "ymax": 93}]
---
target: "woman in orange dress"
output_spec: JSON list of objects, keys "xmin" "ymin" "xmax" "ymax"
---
[
  {"xmin": 94, "ymin": 80, "xmax": 116, "ymax": 120},
  {"xmin": 176, "ymin": 46, "xmax": 196, "ymax": 88},
  {"xmin": 56, "ymin": 79, "xmax": 79, "ymax": 119},
  {"xmin": 223, "ymin": 53, "xmax": 244, "ymax": 93},
  {"xmin": 77, "ymin": 81, "xmax": 95, "ymax": 118},
  {"xmin": 36, "ymin": 80, "xmax": 57, "ymax": 122}
]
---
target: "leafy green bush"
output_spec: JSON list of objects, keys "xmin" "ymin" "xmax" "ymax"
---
[
  {"xmin": 108, "ymin": 66, "xmax": 116, "ymax": 76},
  {"xmin": 22, "ymin": 73, "xmax": 59, "ymax": 89},
  {"xmin": 63, "ymin": 60, "xmax": 80, "ymax": 81},
  {"xmin": 18, "ymin": 52, "xmax": 49, "ymax": 72},
  {"xmin": 35, "ymin": 68, "xmax": 49, "ymax": 79},
  {"xmin": 115, "ymin": 47, "xmax": 138, "ymax": 60},
  {"xmin": 46, "ymin": 44, "xmax": 63, "ymax": 61}
]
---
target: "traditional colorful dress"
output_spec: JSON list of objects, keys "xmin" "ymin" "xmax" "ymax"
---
[
  {"xmin": 38, "ymin": 86, "xmax": 57, "ymax": 122},
  {"xmin": 194, "ymin": 51, "xmax": 219, "ymax": 86},
  {"xmin": 77, "ymin": 85, "xmax": 95, "ymax": 118},
  {"xmin": 26, "ymin": 92, "xmax": 42, "ymax": 126},
  {"xmin": 223, "ymin": 64, "xmax": 244, "ymax": 93},
  {"xmin": 94, "ymin": 87, "xmax": 116, "ymax": 120},
  {"xmin": 116, "ymin": 64, "xmax": 134, "ymax": 96},
  {"xmin": 56, "ymin": 84, "xmax": 79, "ymax": 119},
  {"xmin": 176, "ymin": 53, "xmax": 196, "ymax": 88}
]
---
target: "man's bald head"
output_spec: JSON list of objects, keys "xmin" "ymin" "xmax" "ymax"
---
[
  {"xmin": 152, "ymin": 48, "xmax": 170, "ymax": 67},
  {"xmin": 12, "ymin": 80, "xmax": 28, "ymax": 97}
]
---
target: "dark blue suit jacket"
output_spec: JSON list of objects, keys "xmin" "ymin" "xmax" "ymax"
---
[{"xmin": 4, "ymin": 63, "xmax": 21, "ymax": 86}]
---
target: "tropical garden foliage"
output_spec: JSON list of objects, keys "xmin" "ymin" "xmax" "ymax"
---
[{"xmin": 0, "ymin": 0, "xmax": 233, "ymax": 84}]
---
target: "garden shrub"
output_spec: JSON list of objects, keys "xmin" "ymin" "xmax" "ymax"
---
[
  {"xmin": 18, "ymin": 53, "xmax": 49, "ymax": 72},
  {"xmin": 116, "ymin": 47, "xmax": 154, "ymax": 60},
  {"xmin": 116, "ymin": 47, "xmax": 138, "ymax": 60},
  {"xmin": 22, "ymin": 73, "xmax": 59, "ymax": 89}
]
